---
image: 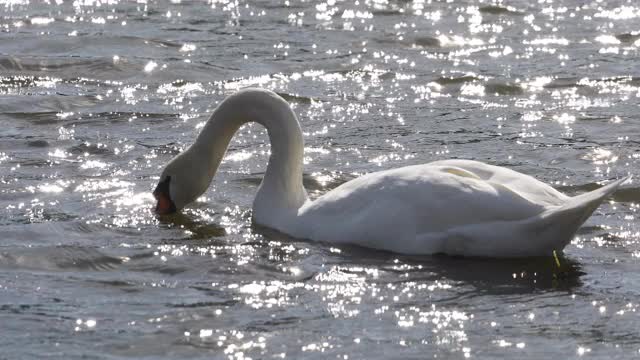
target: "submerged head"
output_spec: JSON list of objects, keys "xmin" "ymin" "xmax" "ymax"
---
[{"xmin": 153, "ymin": 150, "xmax": 212, "ymax": 215}]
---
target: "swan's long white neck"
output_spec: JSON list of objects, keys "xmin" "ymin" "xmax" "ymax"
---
[{"xmin": 193, "ymin": 88, "xmax": 308, "ymax": 223}]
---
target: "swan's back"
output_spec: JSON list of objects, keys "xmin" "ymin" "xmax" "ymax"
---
[
  {"xmin": 302, "ymin": 164, "xmax": 545, "ymax": 228},
  {"xmin": 428, "ymin": 160, "xmax": 569, "ymax": 206},
  {"xmin": 291, "ymin": 160, "xmax": 624, "ymax": 256}
]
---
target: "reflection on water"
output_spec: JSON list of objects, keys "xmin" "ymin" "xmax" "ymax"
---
[{"xmin": 1, "ymin": 0, "xmax": 639, "ymax": 358}]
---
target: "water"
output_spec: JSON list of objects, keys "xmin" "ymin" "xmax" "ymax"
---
[{"xmin": 1, "ymin": 0, "xmax": 639, "ymax": 358}]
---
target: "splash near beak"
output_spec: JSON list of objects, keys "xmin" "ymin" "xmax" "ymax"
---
[{"xmin": 153, "ymin": 176, "xmax": 177, "ymax": 215}]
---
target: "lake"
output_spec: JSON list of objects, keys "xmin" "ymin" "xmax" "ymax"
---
[{"xmin": 1, "ymin": 0, "xmax": 639, "ymax": 359}]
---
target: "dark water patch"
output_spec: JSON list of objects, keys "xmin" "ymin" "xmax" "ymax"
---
[
  {"xmin": 136, "ymin": 141, "xmax": 184, "ymax": 155},
  {"xmin": 600, "ymin": 76, "xmax": 638, "ymax": 83},
  {"xmin": 69, "ymin": 112, "xmax": 180, "ymax": 126},
  {"xmin": 128, "ymin": 263, "xmax": 188, "ymax": 275},
  {"xmin": 245, "ymin": 316, "xmax": 310, "ymax": 332},
  {"xmin": 169, "ymin": 78, "xmax": 199, "ymax": 88},
  {"xmin": 1, "ymin": 111, "xmax": 63, "ymax": 125},
  {"xmin": 0, "ymin": 222, "xmax": 85, "ymax": 243},
  {"xmin": 256, "ymin": 1, "xmax": 308, "ymax": 10},
  {"xmin": 615, "ymin": 32, "xmax": 640, "ymax": 43},
  {"xmin": 479, "ymin": 5, "xmax": 524, "ymax": 15},
  {"xmin": 184, "ymin": 18, "xmax": 217, "ymax": 26},
  {"xmin": 628, "ymin": 77, "xmax": 640, "ymax": 86},
  {"xmin": 373, "ymin": 36, "xmax": 402, "ymax": 46},
  {"xmin": 0, "ymin": 56, "xmax": 28, "ymax": 72},
  {"xmin": 435, "ymin": 75, "xmax": 479, "ymax": 85},
  {"xmin": 428, "ymin": 255, "xmax": 582, "ymax": 293},
  {"xmin": 543, "ymin": 77, "xmax": 583, "ymax": 89},
  {"xmin": 8, "ymin": 158, "xmax": 56, "ymax": 168},
  {"xmin": 485, "ymin": 81, "xmax": 524, "ymax": 96},
  {"xmin": 156, "ymin": 213, "xmax": 227, "ymax": 240},
  {"xmin": 169, "ymin": 299, "xmax": 239, "ymax": 309},
  {"xmin": 63, "ymin": 220, "xmax": 104, "ymax": 235},
  {"xmin": 124, "ymin": 36, "xmax": 183, "ymax": 49},
  {"xmin": 0, "ymin": 304, "xmax": 39, "ymax": 314},
  {"xmin": 27, "ymin": 139, "xmax": 50, "ymax": 148},
  {"xmin": 91, "ymin": 279, "xmax": 140, "ymax": 293},
  {"xmin": 413, "ymin": 36, "xmax": 441, "ymax": 47},
  {"xmin": 576, "ymin": 225, "xmax": 604, "ymax": 235},
  {"xmin": 577, "ymin": 114, "xmax": 610, "ymax": 122},
  {"xmin": 164, "ymin": 26, "xmax": 205, "ymax": 33},
  {"xmin": 371, "ymin": 9, "xmax": 404, "ymax": 16},
  {"xmin": 1, "ymin": 95, "xmax": 100, "ymax": 118},
  {"xmin": 0, "ymin": 56, "xmax": 134, "ymax": 80},
  {"xmin": 325, "ymin": 68, "xmax": 395, "ymax": 81},
  {"xmin": 353, "ymin": 68, "xmax": 394, "ymax": 81},
  {"xmin": 597, "ymin": 232, "xmax": 628, "ymax": 243},
  {"xmin": 437, "ymin": 136, "xmax": 496, "ymax": 145},
  {"xmin": 0, "ymin": 303, "xmax": 75, "ymax": 321},
  {"xmin": 318, "ymin": 244, "xmax": 583, "ymax": 293},
  {"xmin": 11, "ymin": 209, "xmax": 77, "ymax": 225},
  {"xmin": 576, "ymin": 226, "xmax": 629, "ymax": 243},
  {"xmin": 199, "ymin": 47, "xmax": 246, "ymax": 67},
  {"xmin": 378, "ymin": 35, "xmax": 447, "ymax": 50},
  {"xmin": 609, "ymin": 187, "xmax": 640, "ymax": 203},
  {"xmin": 55, "ymin": 248, "xmax": 124, "ymax": 271},
  {"xmin": 69, "ymin": 142, "xmax": 113, "ymax": 156},
  {"xmin": 0, "ymin": 246, "xmax": 124, "ymax": 272}
]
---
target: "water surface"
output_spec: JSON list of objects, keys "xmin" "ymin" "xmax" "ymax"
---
[{"xmin": 1, "ymin": 0, "xmax": 639, "ymax": 359}]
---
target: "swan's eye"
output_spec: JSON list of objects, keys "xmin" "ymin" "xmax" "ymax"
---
[{"xmin": 153, "ymin": 176, "xmax": 177, "ymax": 214}]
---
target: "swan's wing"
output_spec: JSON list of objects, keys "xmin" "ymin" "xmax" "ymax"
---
[
  {"xmin": 293, "ymin": 162, "xmax": 627, "ymax": 256},
  {"xmin": 295, "ymin": 163, "xmax": 553, "ymax": 249},
  {"xmin": 428, "ymin": 159, "xmax": 569, "ymax": 206}
]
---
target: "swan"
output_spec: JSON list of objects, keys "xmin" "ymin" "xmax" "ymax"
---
[{"xmin": 153, "ymin": 88, "xmax": 628, "ymax": 257}]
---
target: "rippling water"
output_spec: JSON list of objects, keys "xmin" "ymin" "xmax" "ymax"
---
[{"xmin": 1, "ymin": 0, "xmax": 639, "ymax": 358}]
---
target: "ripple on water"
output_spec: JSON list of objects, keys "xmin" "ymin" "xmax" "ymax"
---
[{"xmin": 0, "ymin": 246, "xmax": 124, "ymax": 272}]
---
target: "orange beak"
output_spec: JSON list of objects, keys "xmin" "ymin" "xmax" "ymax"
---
[
  {"xmin": 153, "ymin": 176, "xmax": 177, "ymax": 215},
  {"xmin": 155, "ymin": 191, "xmax": 175, "ymax": 215}
]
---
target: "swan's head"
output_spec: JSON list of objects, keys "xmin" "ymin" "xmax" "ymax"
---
[
  {"xmin": 153, "ymin": 174, "xmax": 177, "ymax": 215},
  {"xmin": 153, "ymin": 150, "xmax": 211, "ymax": 215}
]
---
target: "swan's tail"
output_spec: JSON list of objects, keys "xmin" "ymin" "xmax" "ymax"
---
[
  {"xmin": 532, "ymin": 176, "xmax": 631, "ymax": 250},
  {"xmin": 420, "ymin": 177, "xmax": 629, "ymax": 257}
]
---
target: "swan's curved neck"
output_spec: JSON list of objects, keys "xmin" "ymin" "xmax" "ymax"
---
[{"xmin": 194, "ymin": 89, "xmax": 307, "ymax": 221}]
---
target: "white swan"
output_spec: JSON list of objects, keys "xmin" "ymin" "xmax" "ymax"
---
[{"xmin": 153, "ymin": 88, "xmax": 628, "ymax": 257}]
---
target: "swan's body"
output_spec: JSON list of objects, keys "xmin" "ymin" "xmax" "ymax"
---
[{"xmin": 154, "ymin": 88, "xmax": 627, "ymax": 257}]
